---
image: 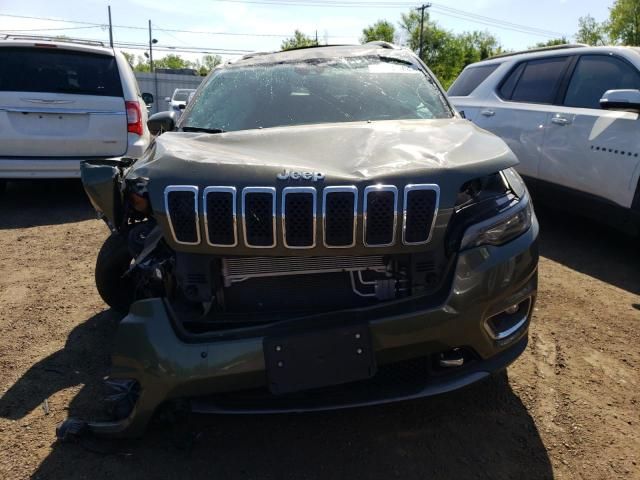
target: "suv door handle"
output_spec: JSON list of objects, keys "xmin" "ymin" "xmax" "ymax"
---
[
  {"xmin": 480, "ymin": 109, "xmax": 495, "ymax": 117},
  {"xmin": 551, "ymin": 115, "xmax": 571, "ymax": 126}
]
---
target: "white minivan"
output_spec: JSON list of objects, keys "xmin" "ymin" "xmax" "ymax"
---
[
  {"xmin": 449, "ymin": 45, "xmax": 640, "ymax": 233},
  {"xmin": 0, "ymin": 36, "xmax": 153, "ymax": 193}
]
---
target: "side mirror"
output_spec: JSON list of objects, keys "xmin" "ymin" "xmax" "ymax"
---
[
  {"xmin": 164, "ymin": 97, "xmax": 171, "ymax": 102},
  {"xmin": 147, "ymin": 111, "xmax": 178, "ymax": 136},
  {"xmin": 600, "ymin": 89, "xmax": 640, "ymax": 113},
  {"xmin": 141, "ymin": 92, "xmax": 154, "ymax": 105},
  {"xmin": 178, "ymin": 104, "xmax": 186, "ymax": 110}
]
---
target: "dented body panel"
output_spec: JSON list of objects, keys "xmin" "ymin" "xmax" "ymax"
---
[{"xmin": 76, "ymin": 44, "xmax": 539, "ymax": 438}]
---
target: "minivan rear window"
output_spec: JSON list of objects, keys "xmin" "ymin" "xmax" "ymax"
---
[
  {"xmin": 0, "ymin": 47, "xmax": 123, "ymax": 97},
  {"xmin": 448, "ymin": 64, "xmax": 499, "ymax": 96}
]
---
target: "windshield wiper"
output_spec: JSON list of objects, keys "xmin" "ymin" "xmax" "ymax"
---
[{"xmin": 182, "ymin": 126, "xmax": 226, "ymax": 134}]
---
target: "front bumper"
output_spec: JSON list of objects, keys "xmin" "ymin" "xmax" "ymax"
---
[{"xmin": 88, "ymin": 219, "xmax": 538, "ymax": 437}]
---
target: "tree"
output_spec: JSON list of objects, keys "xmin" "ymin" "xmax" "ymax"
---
[
  {"xmin": 154, "ymin": 54, "xmax": 193, "ymax": 70},
  {"xmin": 281, "ymin": 30, "xmax": 317, "ymax": 50},
  {"xmin": 202, "ymin": 54, "xmax": 223, "ymax": 71},
  {"xmin": 398, "ymin": 11, "xmax": 502, "ymax": 89},
  {"xmin": 532, "ymin": 37, "xmax": 570, "ymax": 48},
  {"xmin": 122, "ymin": 51, "xmax": 135, "ymax": 66},
  {"xmin": 361, "ymin": 20, "xmax": 395, "ymax": 43},
  {"xmin": 576, "ymin": 15, "xmax": 609, "ymax": 45},
  {"xmin": 608, "ymin": 0, "xmax": 640, "ymax": 45}
]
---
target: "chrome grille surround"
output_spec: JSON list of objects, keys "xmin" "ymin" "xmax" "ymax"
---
[
  {"xmin": 203, "ymin": 186, "xmax": 238, "ymax": 247},
  {"xmin": 363, "ymin": 185, "xmax": 398, "ymax": 248},
  {"xmin": 163, "ymin": 183, "xmax": 439, "ymax": 250},
  {"xmin": 322, "ymin": 186, "xmax": 358, "ymax": 249},
  {"xmin": 282, "ymin": 186, "xmax": 317, "ymax": 249},
  {"xmin": 402, "ymin": 184, "xmax": 440, "ymax": 246},
  {"xmin": 242, "ymin": 187, "xmax": 277, "ymax": 248},
  {"xmin": 164, "ymin": 185, "xmax": 201, "ymax": 246}
]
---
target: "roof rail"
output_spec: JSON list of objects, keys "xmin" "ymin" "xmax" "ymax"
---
[
  {"xmin": 366, "ymin": 41, "xmax": 400, "ymax": 50},
  {"xmin": 2, "ymin": 34, "xmax": 105, "ymax": 47},
  {"xmin": 488, "ymin": 43, "xmax": 588, "ymax": 60}
]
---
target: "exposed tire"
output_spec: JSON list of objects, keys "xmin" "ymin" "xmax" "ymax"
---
[{"xmin": 95, "ymin": 233, "xmax": 135, "ymax": 312}]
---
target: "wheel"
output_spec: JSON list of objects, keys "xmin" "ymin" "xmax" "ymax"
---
[
  {"xmin": 0, "ymin": 180, "xmax": 6, "ymax": 196},
  {"xmin": 95, "ymin": 233, "xmax": 136, "ymax": 312}
]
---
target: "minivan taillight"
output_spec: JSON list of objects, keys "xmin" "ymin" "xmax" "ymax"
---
[{"xmin": 126, "ymin": 101, "xmax": 143, "ymax": 136}]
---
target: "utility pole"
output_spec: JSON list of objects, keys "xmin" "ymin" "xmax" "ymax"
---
[
  {"xmin": 148, "ymin": 20, "xmax": 158, "ymax": 112},
  {"xmin": 416, "ymin": 3, "xmax": 431, "ymax": 60},
  {"xmin": 315, "ymin": 29, "xmax": 318, "ymax": 46},
  {"xmin": 107, "ymin": 5, "xmax": 113, "ymax": 48}
]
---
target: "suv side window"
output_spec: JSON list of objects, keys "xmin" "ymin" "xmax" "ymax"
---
[
  {"xmin": 563, "ymin": 55, "xmax": 640, "ymax": 109},
  {"xmin": 448, "ymin": 64, "xmax": 500, "ymax": 96},
  {"xmin": 500, "ymin": 57, "xmax": 570, "ymax": 104}
]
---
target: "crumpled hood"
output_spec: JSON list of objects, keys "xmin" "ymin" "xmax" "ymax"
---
[
  {"xmin": 132, "ymin": 119, "xmax": 518, "ymax": 214},
  {"xmin": 134, "ymin": 119, "xmax": 516, "ymax": 180}
]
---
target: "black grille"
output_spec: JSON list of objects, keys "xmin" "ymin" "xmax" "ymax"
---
[
  {"xmin": 244, "ymin": 192, "xmax": 275, "ymax": 247},
  {"xmin": 284, "ymin": 192, "xmax": 315, "ymax": 247},
  {"xmin": 404, "ymin": 189, "xmax": 437, "ymax": 243},
  {"xmin": 365, "ymin": 190, "xmax": 396, "ymax": 246},
  {"xmin": 167, "ymin": 190, "xmax": 198, "ymax": 243},
  {"xmin": 324, "ymin": 192, "xmax": 356, "ymax": 247},
  {"xmin": 205, "ymin": 191, "xmax": 235, "ymax": 246}
]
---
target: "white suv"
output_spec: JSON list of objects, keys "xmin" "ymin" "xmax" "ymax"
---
[
  {"xmin": 0, "ymin": 36, "xmax": 153, "ymax": 192},
  {"xmin": 449, "ymin": 45, "xmax": 640, "ymax": 233}
]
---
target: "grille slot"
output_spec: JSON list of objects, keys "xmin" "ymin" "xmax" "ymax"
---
[
  {"xmin": 364, "ymin": 186, "xmax": 398, "ymax": 247},
  {"xmin": 222, "ymin": 255, "xmax": 386, "ymax": 286},
  {"xmin": 243, "ymin": 187, "xmax": 276, "ymax": 248},
  {"xmin": 282, "ymin": 187, "xmax": 316, "ymax": 248},
  {"xmin": 403, "ymin": 185, "xmax": 439, "ymax": 245},
  {"xmin": 204, "ymin": 187, "xmax": 237, "ymax": 247},
  {"xmin": 323, "ymin": 186, "xmax": 357, "ymax": 248},
  {"xmin": 165, "ymin": 186, "xmax": 200, "ymax": 245}
]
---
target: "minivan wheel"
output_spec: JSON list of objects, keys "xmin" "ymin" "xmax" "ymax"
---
[{"xmin": 95, "ymin": 233, "xmax": 135, "ymax": 313}]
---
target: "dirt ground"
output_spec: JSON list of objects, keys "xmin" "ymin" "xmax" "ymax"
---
[{"xmin": 0, "ymin": 179, "xmax": 638, "ymax": 480}]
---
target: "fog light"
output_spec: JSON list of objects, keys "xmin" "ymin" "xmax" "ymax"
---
[
  {"xmin": 439, "ymin": 349, "xmax": 465, "ymax": 368},
  {"xmin": 505, "ymin": 304, "xmax": 519, "ymax": 315},
  {"xmin": 485, "ymin": 297, "xmax": 532, "ymax": 341},
  {"xmin": 129, "ymin": 192, "xmax": 150, "ymax": 214}
]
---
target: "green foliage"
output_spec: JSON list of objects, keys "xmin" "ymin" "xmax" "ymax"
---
[
  {"xmin": 202, "ymin": 54, "xmax": 223, "ymax": 71},
  {"xmin": 532, "ymin": 37, "xmax": 570, "ymax": 48},
  {"xmin": 122, "ymin": 51, "xmax": 135, "ymax": 66},
  {"xmin": 121, "ymin": 52, "xmax": 221, "ymax": 75},
  {"xmin": 281, "ymin": 30, "xmax": 317, "ymax": 50},
  {"xmin": 398, "ymin": 11, "xmax": 501, "ymax": 89},
  {"xmin": 361, "ymin": 20, "xmax": 395, "ymax": 43},
  {"xmin": 576, "ymin": 15, "xmax": 609, "ymax": 45},
  {"xmin": 608, "ymin": 0, "xmax": 640, "ymax": 45}
]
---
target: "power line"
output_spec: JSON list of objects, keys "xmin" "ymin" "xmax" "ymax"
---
[
  {"xmin": 0, "ymin": 3, "xmax": 569, "ymax": 44},
  {"xmin": 205, "ymin": 0, "xmax": 568, "ymax": 37},
  {"xmin": 0, "ymin": 25, "xmax": 101, "ymax": 32},
  {"xmin": 0, "ymin": 12, "xmax": 351, "ymax": 39}
]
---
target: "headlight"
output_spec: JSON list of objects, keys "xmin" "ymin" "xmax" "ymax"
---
[
  {"xmin": 446, "ymin": 168, "xmax": 533, "ymax": 253},
  {"xmin": 460, "ymin": 195, "xmax": 532, "ymax": 249}
]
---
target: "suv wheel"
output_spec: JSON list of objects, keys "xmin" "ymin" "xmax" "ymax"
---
[{"xmin": 95, "ymin": 234, "xmax": 135, "ymax": 312}]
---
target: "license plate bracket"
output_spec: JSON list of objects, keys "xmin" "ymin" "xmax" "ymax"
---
[{"xmin": 264, "ymin": 325, "xmax": 376, "ymax": 395}]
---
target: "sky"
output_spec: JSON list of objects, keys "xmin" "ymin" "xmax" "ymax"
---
[{"xmin": 0, "ymin": 0, "xmax": 613, "ymax": 64}]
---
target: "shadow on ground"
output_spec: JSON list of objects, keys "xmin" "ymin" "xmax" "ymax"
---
[
  {"xmin": 1, "ymin": 307, "xmax": 553, "ymax": 479},
  {"xmin": 0, "ymin": 180, "xmax": 94, "ymax": 229},
  {"xmin": 536, "ymin": 205, "xmax": 640, "ymax": 295}
]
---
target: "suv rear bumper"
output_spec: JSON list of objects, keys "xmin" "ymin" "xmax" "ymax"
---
[
  {"xmin": 85, "ymin": 219, "xmax": 538, "ymax": 438},
  {"xmin": 0, "ymin": 153, "xmax": 139, "ymax": 179}
]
